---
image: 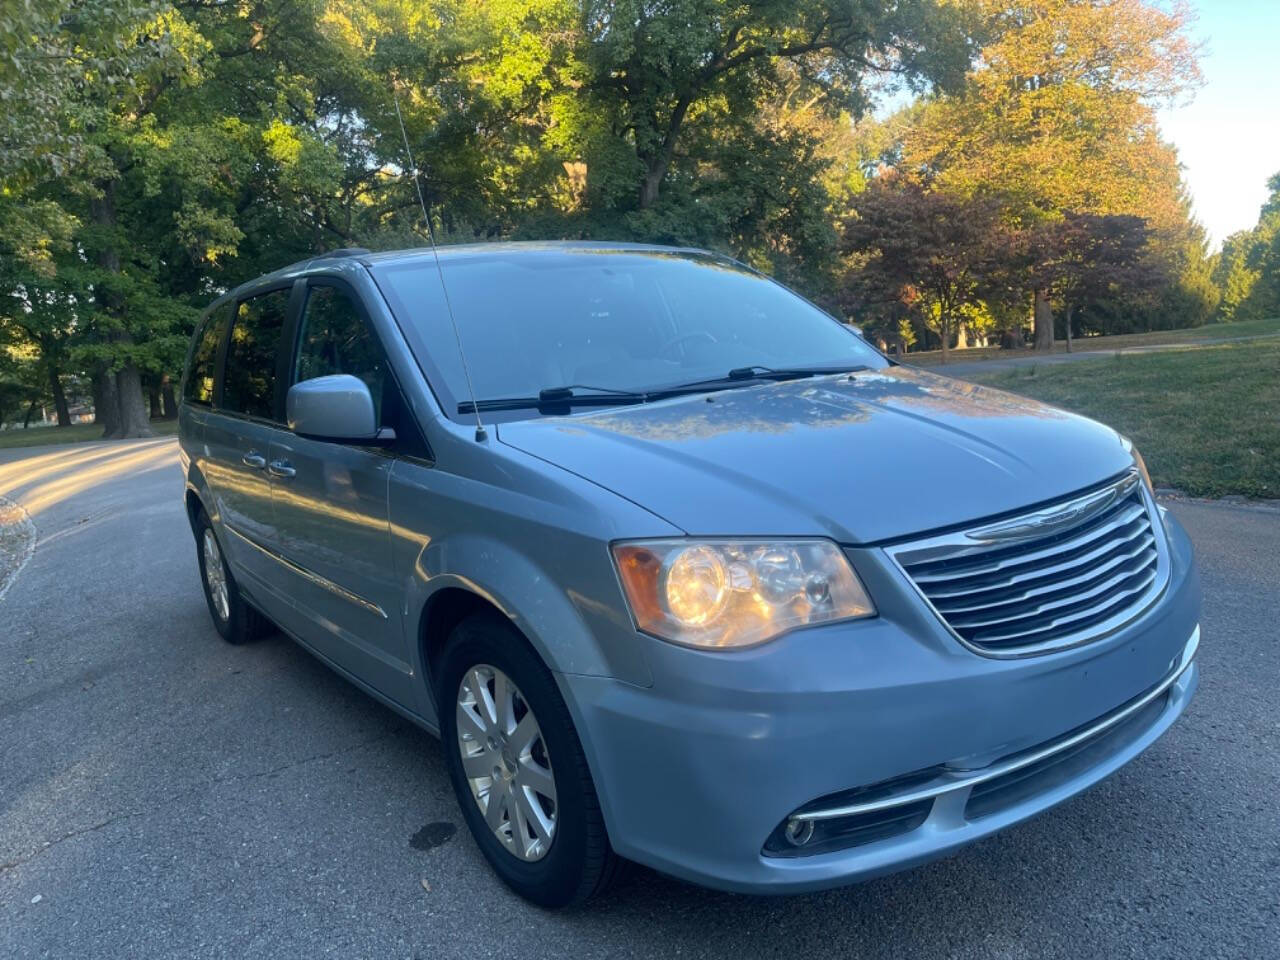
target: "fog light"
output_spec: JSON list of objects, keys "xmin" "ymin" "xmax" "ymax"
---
[{"xmin": 784, "ymin": 818, "xmax": 814, "ymax": 847}]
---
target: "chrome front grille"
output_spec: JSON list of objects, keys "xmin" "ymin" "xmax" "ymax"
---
[{"xmin": 888, "ymin": 472, "xmax": 1167, "ymax": 656}]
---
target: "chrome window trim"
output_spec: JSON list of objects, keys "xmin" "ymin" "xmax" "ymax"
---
[
  {"xmin": 791, "ymin": 624, "xmax": 1199, "ymax": 825},
  {"xmin": 205, "ymin": 406, "xmax": 288, "ymax": 430},
  {"xmin": 224, "ymin": 523, "xmax": 388, "ymax": 620},
  {"xmin": 884, "ymin": 471, "xmax": 1170, "ymax": 659}
]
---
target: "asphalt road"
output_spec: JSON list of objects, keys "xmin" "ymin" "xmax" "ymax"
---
[{"xmin": 1, "ymin": 439, "xmax": 1277, "ymax": 959}]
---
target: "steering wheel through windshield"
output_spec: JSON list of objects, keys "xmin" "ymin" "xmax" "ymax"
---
[{"xmin": 659, "ymin": 330, "xmax": 719, "ymax": 360}]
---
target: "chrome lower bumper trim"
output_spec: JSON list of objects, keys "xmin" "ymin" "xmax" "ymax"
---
[{"xmin": 792, "ymin": 625, "xmax": 1199, "ymax": 824}]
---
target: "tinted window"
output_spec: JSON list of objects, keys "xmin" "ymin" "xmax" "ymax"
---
[
  {"xmin": 223, "ymin": 288, "xmax": 290, "ymax": 419},
  {"xmin": 294, "ymin": 285, "xmax": 386, "ymax": 421},
  {"xmin": 371, "ymin": 250, "xmax": 885, "ymax": 422},
  {"xmin": 293, "ymin": 283, "xmax": 430, "ymax": 459},
  {"xmin": 184, "ymin": 303, "xmax": 230, "ymax": 405}
]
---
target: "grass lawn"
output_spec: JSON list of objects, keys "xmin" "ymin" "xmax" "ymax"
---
[
  {"xmin": 908, "ymin": 316, "xmax": 1280, "ymax": 367},
  {"xmin": 966, "ymin": 340, "xmax": 1280, "ymax": 499},
  {"xmin": 0, "ymin": 418, "xmax": 179, "ymax": 450}
]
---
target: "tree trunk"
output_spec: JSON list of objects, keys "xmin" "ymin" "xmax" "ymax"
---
[
  {"xmin": 22, "ymin": 400, "xmax": 38, "ymax": 429},
  {"xmin": 91, "ymin": 371, "xmax": 105, "ymax": 425},
  {"xmin": 97, "ymin": 369, "xmax": 122, "ymax": 439},
  {"xmin": 161, "ymin": 375, "xmax": 178, "ymax": 419},
  {"xmin": 939, "ymin": 318, "xmax": 951, "ymax": 365},
  {"xmin": 90, "ymin": 176, "xmax": 152, "ymax": 439},
  {"xmin": 1033, "ymin": 288, "xmax": 1054, "ymax": 352},
  {"xmin": 148, "ymin": 383, "xmax": 163, "ymax": 420},
  {"xmin": 639, "ymin": 169, "xmax": 662, "ymax": 210},
  {"xmin": 637, "ymin": 94, "xmax": 693, "ymax": 210},
  {"xmin": 48, "ymin": 365, "xmax": 72, "ymax": 427},
  {"xmin": 955, "ymin": 323, "xmax": 969, "ymax": 350},
  {"xmin": 114, "ymin": 362, "xmax": 154, "ymax": 438}
]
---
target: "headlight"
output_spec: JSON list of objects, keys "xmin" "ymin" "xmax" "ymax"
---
[
  {"xmin": 1120, "ymin": 435, "xmax": 1153, "ymax": 492},
  {"xmin": 611, "ymin": 539, "xmax": 875, "ymax": 649}
]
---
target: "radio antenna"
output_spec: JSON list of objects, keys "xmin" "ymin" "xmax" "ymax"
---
[{"xmin": 392, "ymin": 83, "xmax": 487, "ymax": 442}]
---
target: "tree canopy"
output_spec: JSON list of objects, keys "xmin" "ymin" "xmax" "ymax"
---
[
  {"xmin": 0, "ymin": 0, "xmax": 1267, "ymax": 430},
  {"xmin": 1213, "ymin": 172, "xmax": 1280, "ymax": 323},
  {"xmin": 842, "ymin": 0, "xmax": 1223, "ymax": 355}
]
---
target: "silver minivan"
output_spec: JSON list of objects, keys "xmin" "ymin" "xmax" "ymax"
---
[{"xmin": 179, "ymin": 243, "xmax": 1200, "ymax": 907}]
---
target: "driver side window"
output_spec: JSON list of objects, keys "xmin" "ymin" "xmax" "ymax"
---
[
  {"xmin": 293, "ymin": 282, "xmax": 431, "ymax": 460},
  {"xmin": 294, "ymin": 284, "xmax": 387, "ymax": 421}
]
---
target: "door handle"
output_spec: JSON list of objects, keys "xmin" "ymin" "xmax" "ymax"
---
[
  {"xmin": 268, "ymin": 459, "xmax": 296, "ymax": 479},
  {"xmin": 242, "ymin": 452, "xmax": 266, "ymax": 469}
]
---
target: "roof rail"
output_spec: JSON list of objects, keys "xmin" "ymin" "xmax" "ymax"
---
[{"xmin": 318, "ymin": 247, "xmax": 371, "ymax": 259}]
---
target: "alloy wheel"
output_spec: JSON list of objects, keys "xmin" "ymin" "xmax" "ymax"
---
[
  {"xmin": 202, "ymin": 528, "xmax": 230, "ymax": 622},
  {"xmin": 455, "ymin": 665, "xmax": 558, "ymax": 861}
]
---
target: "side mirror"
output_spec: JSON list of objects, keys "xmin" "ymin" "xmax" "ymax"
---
[{"xmin": 287, "ymin": 374, "xmax": 379, "ymax": 443}]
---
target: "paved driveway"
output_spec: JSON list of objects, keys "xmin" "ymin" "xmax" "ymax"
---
[{"xmin": 1, "ymin": 439, "xmax": 1277, "ymax": 959}]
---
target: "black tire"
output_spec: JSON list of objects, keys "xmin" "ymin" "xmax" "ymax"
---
[
  {"xmin": 438, "ymin": 613, "xmax": 625, "ymax": 908},
  {"xmin": 193, "ymin": 507, "xmax": 269, "ymax": 645}
]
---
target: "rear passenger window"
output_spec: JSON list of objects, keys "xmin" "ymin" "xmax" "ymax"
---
[
  {"xmin": 184, "ymin": 304, "xmax": 230, "ymax": 406},
  {"xmin": 294, "ymin": 285, "xmax": 387, "ymax": 421},
  {"xmin": 222, "ymin": 288, "xmax": 290, "ymax": 419}
]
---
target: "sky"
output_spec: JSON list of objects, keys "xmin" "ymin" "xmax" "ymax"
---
[{"xmin": 1157, "ymin": 1, "xmax": 1280, "ymax": 249}]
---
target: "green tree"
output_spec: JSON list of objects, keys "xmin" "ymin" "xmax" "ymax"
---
[
  {"xmin": 3, "ymin": 0, "xmax": 371, "ymax": 436},
  {"xmin": 1215, "ymin": 230, "xmax": 1262, "ymax": 322},
  {"xmin": 572, "ymin": 0, "xmax": 972, "ymax": 211},
  {"xmin": 901, "ymin": 0, "xmax": 1201, "ymax": 348},
  {"xmin": 326, "ymin": 1, "xmax": 974, "ymax": 289},
  {"xmin": 0, "ymin": 267, "xmax": 81, "ymax": 426},
  {"xmin": 1234, "ymin": 172, "xmax": 1280, "ymax": 320},
  {"xmin": 0, "ymin": 0, "xmax": 169, "ymax": 183}
]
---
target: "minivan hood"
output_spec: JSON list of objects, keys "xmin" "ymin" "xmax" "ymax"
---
[{"xmin": 496, "ymin": 367, "xmax": 1135, "ymax": 544}]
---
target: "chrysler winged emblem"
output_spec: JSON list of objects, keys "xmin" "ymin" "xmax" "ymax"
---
[{"xmin": 965, "ymin": 473, "xmax": 1140, "ymax": 544}]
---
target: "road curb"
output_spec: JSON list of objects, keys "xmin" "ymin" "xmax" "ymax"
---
[
  {"xmin": 1155, "ymin": 489, "xmax": 1280, "ymax": 513},
  {"xmin": 0, "ymin": 493, "xmax": 36, "ymax": 604}
]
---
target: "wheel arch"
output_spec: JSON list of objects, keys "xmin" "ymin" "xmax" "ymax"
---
[
  {"xmin": 184, "ymin": 462, "xmax": 220, "ymax": 542},
  {"xmin": 184, "ymin": 486, "xmax": 206, "ymax": 536},
  {"xmin": 418, "ymin": 586, "xmax": 511, "ymax": 701},
  {"xmin": 408, "ymin": 535, "xmax": 652, "ymax": 716}
]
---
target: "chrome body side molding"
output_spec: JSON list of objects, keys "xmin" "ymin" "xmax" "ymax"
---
[{"xmin": 224, "ymin": 522, "xmax": 389, "ymax": 620}]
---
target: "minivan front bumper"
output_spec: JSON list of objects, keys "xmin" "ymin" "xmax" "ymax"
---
[{"xmin": 559, "ymin": 510, "xmax": 1200, "ymax": 894}]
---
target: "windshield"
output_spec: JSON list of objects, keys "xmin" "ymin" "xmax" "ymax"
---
[{"xmin": 371, "ymin": 246, "xmax": 886, "ymax": 421}]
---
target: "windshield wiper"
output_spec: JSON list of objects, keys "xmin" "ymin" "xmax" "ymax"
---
[
  {"xmin": 666, "ymin": 364, "xmax": 872, "ymax": 393},
  {"xmin": 457, "ymin": 367, "xmax": 873, "ymax": 415},
  {"xmin": 729, "ymin": 364, "xmax": 871, "ymax": 380},
  {"xmin": 458, "ymin": 384, "xmax": 651, "ymax": 415}
]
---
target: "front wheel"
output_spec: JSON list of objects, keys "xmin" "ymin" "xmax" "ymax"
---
[{"xmin": 438, "ymin": 613, "xmax": 624, "ymax": 907}]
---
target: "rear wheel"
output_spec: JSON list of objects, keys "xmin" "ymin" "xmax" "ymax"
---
[
  {"xmin": 438, "ymin": 613, "xmax": 624, "ymax": 907},
  {"xmin": 194, "ymin": 508, "xmax": 268, "ymax": 645}
]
